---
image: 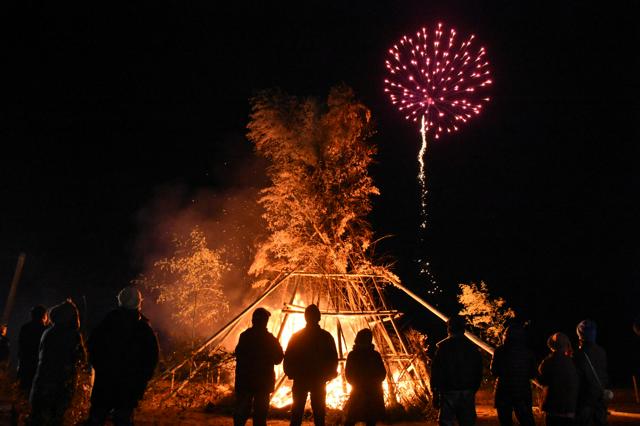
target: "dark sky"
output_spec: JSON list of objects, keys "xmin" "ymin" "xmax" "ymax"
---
[{"xmin": 1, "ymin": 1, "xmax": 638, "ymax": 380}]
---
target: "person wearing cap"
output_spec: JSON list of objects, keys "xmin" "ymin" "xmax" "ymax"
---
[
  {"xmin": 430, "ymin": 315, "xmax": 483, "ymax": 426},
  {"xmin": 284, "ymin": 304, "xmax": 338, "ymax": 426},
  {"xmin": 344, "ymin": 328, "xmax": 387, "ymax": 426},
  {"xmin": 490, "ymin": 322, "xmax": 537, "ymax": 426},
  {"xmin": 17, "ymin": 304, "xmax": 49, "ymax": 396},
  {"xmin": 573, "ymin": 320, "xmax": 609, "ymax": 426},
  {"xmin": 233, "ymin": 307, "xmax": 283, "ymax": 426},
  {"xmin": 538, "ymin": 332, "xmax": 579, "ymax": 426},
  {"xmin": 30, "ymin": 299, "xmax": 86, "ymax": 425},
  {"xmin": 86, "ymin": 286, "xmax": 159, "ymax": 426}
]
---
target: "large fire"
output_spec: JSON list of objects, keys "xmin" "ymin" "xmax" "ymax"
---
[{"xmin": 266, "ymin": 297, "xmax": 427, "ymax": 410}]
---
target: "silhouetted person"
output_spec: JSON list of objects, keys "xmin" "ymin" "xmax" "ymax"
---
[
  {"xmin": 490, "ymin": 323, "xmax": 536, "ymax": 426},
  {"xmin": 0, "ymin": 324, "xmax": 9, "ymax": 368},
  {"xmin": 284, "ymin": 304, "xmax": 338, "ymax": 426},
  {"xmin": 234, "ymin": 307, "xmax": 284, "ymax": 426},
  {"xmin": 87, "ymin": 287, "xmax": 159, "ymax": 426},
  {"xmin": 633, "ymin": 315, "xmax": 640, "ymax": 401},
  {"xmin": 17, "ymin": 305, "xmax": 49, "ymax": 396},
  {"xmin": 574, "ymin": 320, "xmax": 609, "ymax": 426},
  {"xmin": 431, "ymin": 315, "xmax": 483, "ymax": 426},
  {"xmin": 538, "ymin": 332, "xmax": 579, "ymax": 426},
  {"xmin": 344, "ymin": 328, "xmax": 386, "ymax": 426},
  {"xmin": 30, "ymin": 300, "xmax": 86, "ymax": 426}
]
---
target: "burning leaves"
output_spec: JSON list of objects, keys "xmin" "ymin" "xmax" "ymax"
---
[
  {"xmin": 458, "ymin": 281, "xmax": 515, "ymax": 346},
  {"xmin": 247, "ymin": 85, "xmax": 378, "ymax": 277}
]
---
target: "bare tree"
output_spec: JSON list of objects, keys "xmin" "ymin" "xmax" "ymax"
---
[{"xmin": 136, "ymin": 227, "xmax": 230, "ymax": 340}]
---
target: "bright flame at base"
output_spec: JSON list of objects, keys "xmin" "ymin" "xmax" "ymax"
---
[{"xmin": 267, "ymin": 299, "xmax": 428, "ymax": 410}]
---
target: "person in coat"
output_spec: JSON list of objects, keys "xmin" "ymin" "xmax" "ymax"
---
[
  {"xmin": 284, "ymin": 304, "xmax": 338, "ymax": 426},
  {"xmin": 490, "ymin": 323, "xmax": 537, "ymax": 426},
  {"xmin": 29, "ymin": 299, "xmax": 86, "ymax": 426},
  {"xmin": 234, "ymin": 307, "xmax": 283, "ymax": 426},
  {"xmin": 538, "ymin": 332, "xmax": 579, "ymax": 426},
  {"xmin": 0, "ymin": 324, "xmax": 10, "ymax": 368},
  {"xmin": 431, "ymin": 315, "xmax": 483, "ymax": 426},
  {"xmin": 344, "ymin": 328, "xmax": 386, "ymax": 426},
  {"xmin": 86, "ymin": 287, "xmax": 159, "ymax": 426},
  {"xmin": 573, "ymin": 320, "xmax": 609, "ymax": 426},
  {"xmin": 17, "ymin": 305, "xmax": 49, "ymax": 396}
]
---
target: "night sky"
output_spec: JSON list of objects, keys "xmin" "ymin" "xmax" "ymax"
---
[{"xmin": 1, "ymin": 1, "xmax": 638, "ymax": 382}]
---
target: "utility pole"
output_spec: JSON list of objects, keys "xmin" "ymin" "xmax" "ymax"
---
[{"xmin": 2, "ymin": 252, "xmax": 26, "ymax": 325}]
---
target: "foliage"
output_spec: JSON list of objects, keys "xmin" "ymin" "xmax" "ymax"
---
[
  {"xmin": 457, "ymin": 281, "xmax": 515, "ymax": 346},
  {"xmin": 136, "ymin": 227, "xmax": 230, "ymax": 337},
  {"xmin": 246, "ymin": 85, "xmax": 380, "ymax": 277}
]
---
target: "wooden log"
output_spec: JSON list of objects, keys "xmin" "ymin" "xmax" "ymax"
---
[
  {"xmin": 281, "ymin": 307, "xmax": 399, "ymax": 316},
  {"xmin": 2, "ymin": 253, "xmax": 25, "ymax": 325},
  {"xmin": 386, "ymin": 276, "xmax": 495, "ymax": 355}
]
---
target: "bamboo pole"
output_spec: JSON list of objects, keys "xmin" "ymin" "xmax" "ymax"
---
[
  {"xmin": 386, "ymin": 276, "xmax": 495, "ymax": 355},
  {"xmin": 2, "ymin": 253, "xmax": 26, "ymax": 325},
  {"xmin": 633, "ymin": 375, "xmax": 639, "ymax": 404},
  {"xmin": 281, "ymin": 307, "xmax": 399, "ymax": 316},
  {"xmin": 162, "ymin": 271, "xmax": 292, "ymax": 377}
]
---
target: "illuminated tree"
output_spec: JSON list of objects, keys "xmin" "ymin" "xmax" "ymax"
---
[
  {"xmin": 247, "ymin": 85, "xmax": 380, "ymax": 277},
  {"xmin": 137, "ymin": 227, "xmax": 230, "ymax": 338},
  {"xmin": 458, "ymin": 281, "xmax": 515, "ymax": 346}
]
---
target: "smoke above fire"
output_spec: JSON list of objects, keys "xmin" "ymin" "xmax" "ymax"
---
[{"xmin": 132, "ymin": 161, "xmax": 269, "ymax": 346}]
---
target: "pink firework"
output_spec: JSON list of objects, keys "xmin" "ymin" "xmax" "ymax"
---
[{"xmin": 384, "ymin": 23, "xmax": 492, "ymax": 140}]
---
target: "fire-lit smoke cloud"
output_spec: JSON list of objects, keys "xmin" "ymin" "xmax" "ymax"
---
[{"xmin": 132, "ymin": 161, "xmax": 269, "ymax": 345}]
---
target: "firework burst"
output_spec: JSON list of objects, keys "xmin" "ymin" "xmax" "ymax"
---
[
  {"xmin": 384, "ymin": 23, "xmax": 492, "ymax": 294},
  {"xmin": 384, "ymin": 22, "xmax": 492, "ymax": 140}
]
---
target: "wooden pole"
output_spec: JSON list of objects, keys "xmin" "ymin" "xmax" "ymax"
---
[
  {"xmin": 633, "ymin": 375, "xmax": 639, "ymax": 404},
  {"xmin": 162, "ymin": 271, "xmax": 292, "ymax": 378},
  {"xmin": 2, "ymin": 253, "xmax": 26, "ymax": 325},
  {"xmin": 386, "ymin": 276, "xmax": 495, "ymax": 355}
]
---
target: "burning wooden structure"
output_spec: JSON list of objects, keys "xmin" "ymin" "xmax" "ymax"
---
[
  {"xmin": 158, "ymin": 268, "xmax": 493, "ymax": 410},
  {"xmin": 153, "ymin": 86, "xmax": 495, "ymax": 409}
]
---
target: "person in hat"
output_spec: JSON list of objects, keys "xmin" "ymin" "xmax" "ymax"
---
[
  {"xmin": 284, "ymin": 304, "xmax": 338, "ymax": 426},
  {"xmin": 86, "ymin": 286, "xmax": 159, "ymax": 426},
  {"xmin": 573, "ymin": 320, "xmax": 609, "ymax": 426},
  {"xmin": 17, "ymin": 304, "xmax": 49, "ymax": 396},
  {"xmin": 233, "ymin": 307, "xmax": 283, "ymax": 426},
  {"xmin": 30, "ymin": 299, "xmax": 85, "ymax": 425},
  {"xmin": 344, "ymin": 328, "xmax": 387, "ymax": 426},
  {"xmin": 538, "ymin": 332, "xmax": 579, "ymax": 426},
  {"xmin": 430, "ymin": 315, "xmax": 483, "ymax": 426}
]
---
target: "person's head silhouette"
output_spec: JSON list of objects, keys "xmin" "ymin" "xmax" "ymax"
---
[
  {"xmin": 354, "ymin": 328, "xmax": 373, "ymax": 347},
  {"xmin": 304, "ymin": 304, "xmax": 321, "ymax": 325},
  {"xmin": 252, "ymin": 307, "xmax": 271, "ymax": 329}
]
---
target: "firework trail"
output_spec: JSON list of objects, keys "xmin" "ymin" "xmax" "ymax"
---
[
  {"xmin": 384, "ymin": 23, "xmax": 492, "ymax": 229},
  {"xmin": 384, "ymin": 23, "xmax": 492, "ymax": 294}
]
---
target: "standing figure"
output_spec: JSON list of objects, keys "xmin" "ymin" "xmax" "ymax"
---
[
  {"xmin": 538, "ymin": 332, "xmax": 579, "ymax": 426},
  {"xmin": 86, "ymin": 287, "xmax": 159, "ymax": 426},
  {"xmin": 17, "ymin": 305, "xmax": 49, "ymax": 396},
  {"xmin": 234, "ymin": 307, "xmax": 284, "ymax": 426},
  {"xmin": 430, "ymin": 315, "xmax": 483, "ymax": 426},
  {"xmin": 284, "ymin": 304, "xmax": 338, "ymax": 426},
  {"xmin": 574, "ymin": 320, "xmax": 609, "ymax": 426},
  {"xmin": 29, "ymin": 300, "xmax": 86, "ymax": 426},
  {"xmin": 0, "ymin": 324, "xmax": 10, "ymax": 369},
  {"xmin": 490, "ymin": 323, "xmax": 537, "ymax": 426},
  {"xmin": 344, "ymin": 328, "xmax": 386, "ymax": 426}
]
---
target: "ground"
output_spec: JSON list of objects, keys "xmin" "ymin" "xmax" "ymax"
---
[{"xmin": 132, "ymin": 389, "xmax": 640, "ymax": 426}]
